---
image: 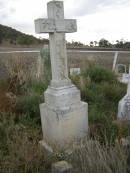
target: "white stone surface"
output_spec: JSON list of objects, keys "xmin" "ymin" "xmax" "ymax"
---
[
  {"xmin": 116, "ymin": 64, "xmax": 129, "ymax": 84},
  {"xmin": 40, "ymin": 85, "xmax": 88, "ymax": 147},
  {"xmin": 118, "ymin": 95, "xmax": 130, "ymax": 120},
  {"xmin": 121, "ymin": 73, "xmax": 130, "ymax": 84},
  {"xmin": 35, "ymin": 1, "xmax": 88, "ymax": 150},
  {"xmin": 70, "ymin": 68, "xmax": 81, "ymax": 75},
  {"xmin": 35, "ymin": 1, "xmax": 77, "ymax": 87},
  {"xmin": 35, "ymin": 19, "xmax": 77, "ymax": 33},
  {"xmin": 40, "ymin": 101, "xmax": 88, "ymax": 147},
  {"xmin": 118, "ymin": 66, "xmax": 130, "ymax": 120}
]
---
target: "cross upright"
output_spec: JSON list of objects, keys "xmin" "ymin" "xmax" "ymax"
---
[{"xmin": 35, "ymin": 1, "xmax": 77, "ymax": 87}]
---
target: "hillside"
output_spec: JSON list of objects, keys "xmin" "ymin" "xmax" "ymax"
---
[{"xmin": 0, "ymin": 24, "xmax": 49, "ymax": 46}]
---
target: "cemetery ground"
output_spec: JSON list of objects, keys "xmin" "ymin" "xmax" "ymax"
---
[{"xmin": 0, "ymin": 52, "xmax": 130, "ymax": 173}]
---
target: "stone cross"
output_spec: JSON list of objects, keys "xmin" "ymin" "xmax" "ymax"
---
[
  {"xmin": 34, "ymin": 1, "xmax": 88, "ymax": 150},
  {"xmin": 35, "ymin": 1, "xmax": 77, "ymax": 87}
]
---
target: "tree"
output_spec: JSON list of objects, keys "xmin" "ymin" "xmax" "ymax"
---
[
  {"xmin": 94, "ymin": 41, "xmax": 98, "ymax": 47},
  {"xmin": 99, "ymin": 38, "xmax": 111, "ymax": 48},
  {"xmin": 17, "ymin": 36, "xmax": 34, "ymax": 45},
  {"xmin": 114, "ymin": 39, "xmax": 130, "ymax": 48},
  {"xmin": 115, "ymin": 40, "xmax": 123, "ymax": 48},
  {"xmin": 124, "ymin": 42, "xmax": 130, "ymax": 48},
  {"xmin": 70, "ymin": 41, "xmax": 84, "ymax": 47},
  {"xmin": 90, "ymin": 41, "xmax": 94, "ymax": 47}
]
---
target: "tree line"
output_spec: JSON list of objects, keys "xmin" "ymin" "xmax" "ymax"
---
[{"xmin": 67, "ymin": 38, "xmax": 130, "ymax": 49}]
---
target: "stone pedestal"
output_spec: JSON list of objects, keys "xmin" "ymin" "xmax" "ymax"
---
[{"xmin": 40, "ymin": 85, "xmax": 88, "ymax": 149}]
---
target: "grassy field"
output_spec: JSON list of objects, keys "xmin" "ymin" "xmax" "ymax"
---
[
  {"xmin": 0, "ymin": 50, "xmax": 130, "ymax": 172},
  {"xmin": 0, "ymin": 50, "xmax": 130, "ymax": 80},
  {"xmin": 68, "ymin": 51, "xmax": 130, "ymax": 70}
]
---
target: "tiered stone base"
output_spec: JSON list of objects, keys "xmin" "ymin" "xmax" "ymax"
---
[{"xmin": 40, "ymin": 85, "xmax": 88, "ymax": 149}]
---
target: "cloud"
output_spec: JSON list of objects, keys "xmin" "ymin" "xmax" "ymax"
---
[
  {"xmin": 0, "ymin": 0, "xmax": 130, "ymax": 43},
  {"xmin": 65, "ymin": 0, "xmax": 130, "ymax": 17},
  {"xmin": 0, "ymin": 0, "xmax": 48, "ymax": 33},
  {"xmin": 0, "ymin": 2, "xmax": 4, "ymax": 8},
  {"xmin": 66, "ymin": 5, "xmax": 130, "ymax": 43}
]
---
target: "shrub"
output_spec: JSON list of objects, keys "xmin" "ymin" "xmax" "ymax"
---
[
  {"xmin": 83, "ymin": 66, "xmax": 116, "ymax": 83},
  {"xmin": 102, "ymin": 82, "xmax": 126, "ymax": 102},
  {"xmin": 74, "ymin": 66, "xmax": 127, "ymax": 143},
  {"xmin": 89, "ymin": 104, "xmax": 118, "ymax": 143},
  {"xmin": 27, "ymin": 80, "xmax": 48, "ymax": 95},
  {"xmin": 14, "ymin": 80, "xmax": 47, "ymax": 121},
  {"xmin": 89, "ymin": 104, "xmax": 106, "ymax": 124},
  {"xmin": 15, "ymin": 93, "xmax": 42, "ymax": 121}
]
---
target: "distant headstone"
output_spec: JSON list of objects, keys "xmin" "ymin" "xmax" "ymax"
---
[
  {"xmin": 118, "ymin": 65, "xmax": 130, "ymax": 120},
  {"xmin": 121, "ymin": 73, "xmax": 130, "ymax": 84},
  {"xmin": 35, "ymin": 1, "xmax": 88, "ymax": 150},
  {"xmin": 70, "ymin": 67, "xmax": 81, "ymax": 75},
  {"xmin": 116, "ymin": 64, "xmax": 129, "ymax": 84},
  {"xmin": 116, "ymin": 64, "xmax": 126, "ymax": 74}
]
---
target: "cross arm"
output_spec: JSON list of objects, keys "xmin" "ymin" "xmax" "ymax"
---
[{"xmin": 35, "ymin": 18, "xmax": 77, "ymax": 33}]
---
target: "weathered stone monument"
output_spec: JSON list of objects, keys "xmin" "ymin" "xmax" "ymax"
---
[
  {"xmin": 35, "ymin": 1, "xmax": 88, "ymax": 150},
  {"xmin": 118, "ymin": 65, "xmax": 130, "ymax": 120}
]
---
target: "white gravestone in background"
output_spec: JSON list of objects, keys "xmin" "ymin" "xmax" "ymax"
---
[
  {"xmin": 35, "ymin": 1, "xmax": 88, "ymax": 150},
  {"xmin": 116, "ymin": 64, "xmax": 129, "ymax": 84},
  {"xmin": 118, "ymin": 65, "xmax": 130, "ymax": 120},
  {"xmin": 70, "ymin": 68, "xmax": 81, "ymax": 75}
]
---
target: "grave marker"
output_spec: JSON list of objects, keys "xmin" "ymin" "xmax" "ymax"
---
[
  {"xmin": 118, "ymin": 65, "xmax": 130, "ymax": 120},
  {"xmin": 35, "ymin": 1, "xmax": 88, "ymax": 150},
  {"xmin": 70, "ymin": 68, "xmax": 81, "ymax": 75}
]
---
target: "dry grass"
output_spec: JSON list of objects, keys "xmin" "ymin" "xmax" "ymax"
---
[
  {"xmin": 0, "ymin": 51, "xmax": 130, "ymax": 81},
  {"xmin": 0, "ymin": 52, "xmax": 43, "ymax": 80},
  {"xmin": 70, "ymin": 139, "xmax": 128, "ymax": 173},
  {"xmin": 0, "ymin": 112, "xmax": 55, "ymax": 173},
  {"xmin": 67, "ymin": 51, "xmax": 130, "ymax": 70},
  {"xmin": 1, "ymin": 53, "xmax": 44, "ymax": 94}
]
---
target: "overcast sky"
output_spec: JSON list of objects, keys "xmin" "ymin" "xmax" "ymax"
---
[{"xmin": 0, "ymin": 0, "xmax": 130, "ymax": 44}]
